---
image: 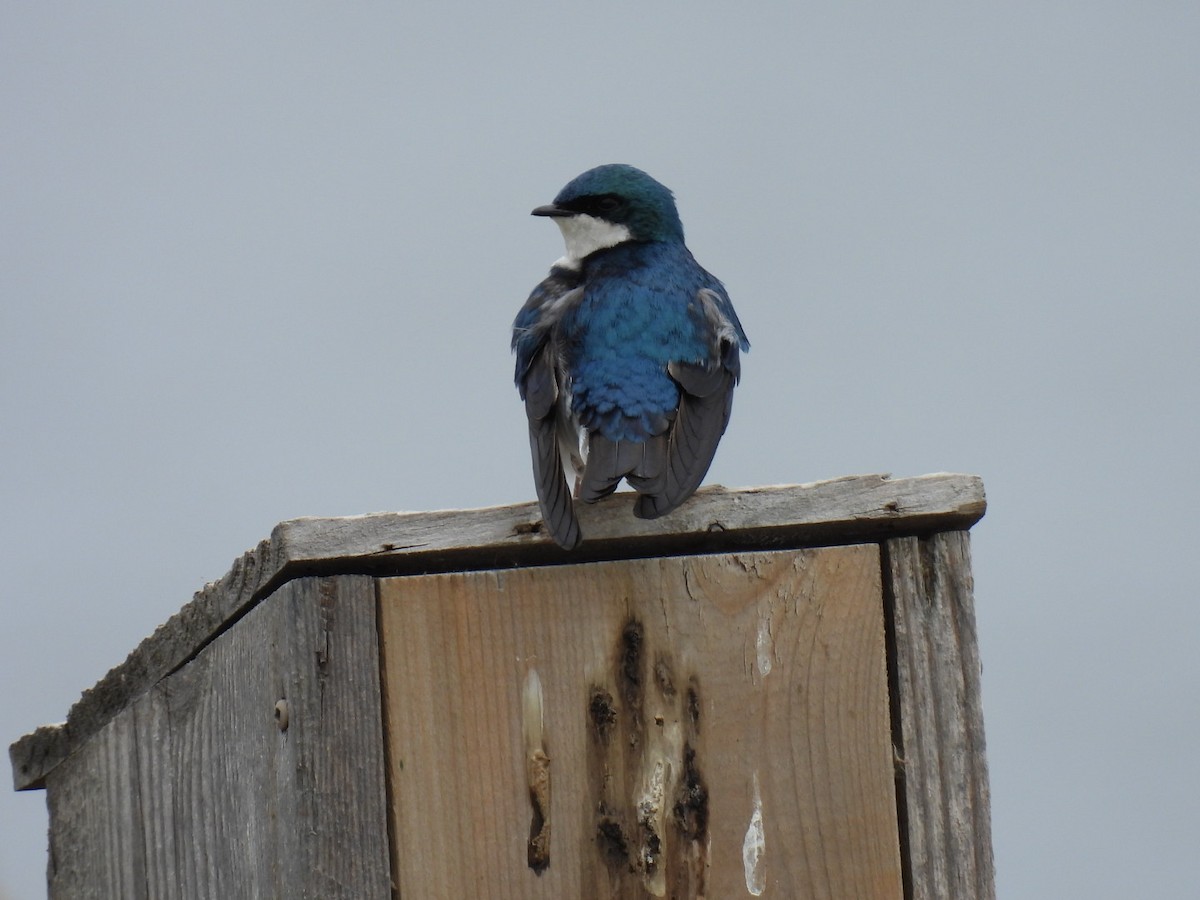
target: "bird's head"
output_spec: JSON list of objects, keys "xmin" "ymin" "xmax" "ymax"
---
[{"xmin": 533, "ymin": 164, "xmax": 685, "ymax": 266}]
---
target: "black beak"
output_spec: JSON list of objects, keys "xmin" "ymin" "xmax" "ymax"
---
[{"xmin": 531, "ymin": 204, "xmax": 572, "ymax": 218}]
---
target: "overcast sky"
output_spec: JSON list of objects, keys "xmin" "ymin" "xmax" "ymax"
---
[{"xmin": 3, "ymin": 3, "xmax": 1198, "ymax": 898}]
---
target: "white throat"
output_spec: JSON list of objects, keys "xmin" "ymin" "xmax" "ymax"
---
[{"xmin": 552, "ymin": 214, "xmax": 632, "ymax": 270}]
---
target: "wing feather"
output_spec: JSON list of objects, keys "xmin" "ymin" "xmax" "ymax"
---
[
  {"xmin": 634, "ymin": 362, "xmax": 734, "ymax": 519},
  {"xmin": 523, "ymin": 345, "xmax": 581, "ymax": 549}
]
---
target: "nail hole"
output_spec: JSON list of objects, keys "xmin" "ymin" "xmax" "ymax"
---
[{"xmin": 274, "ymin": 699, "xmax": 289, "ymax": 731}]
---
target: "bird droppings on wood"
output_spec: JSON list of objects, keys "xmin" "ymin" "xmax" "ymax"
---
[
  {"xmin": 582, "ymin": 615, "xmax": 715, "ymax": 894},
  {"xmin": 636, "ymin": 800, "xmax": 663, "ymax": 880},
  {"xmin": 635, "ymin": 757, "xmax": 670, "ymax": 894},
  {"xmin": 742, "ymin": 773, "xmax": 767, "ymax": 896},
  {"xmin": 523, "ymin": 669, "xmax": 551, "ymax": 874}
]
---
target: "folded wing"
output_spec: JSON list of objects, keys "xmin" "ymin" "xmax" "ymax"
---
[
  {"xmin": 521, "ymin": 344, "xmax": 581, "ymax": 549},
  {"xmin": 514, "ymin": 276, "xmax": 584, "ymax": 550},
  {"xmin": 634, "ymin": 287, "xmax": 745, "ymax": 519}
]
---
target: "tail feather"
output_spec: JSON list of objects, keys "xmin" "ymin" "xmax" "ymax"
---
[{"xmin": 578, "ymin": 434, "xmax": 667, "ymax": 504}]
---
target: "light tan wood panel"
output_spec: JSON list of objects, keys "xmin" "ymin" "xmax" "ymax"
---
[{"xmin": 378, "ymin": 545, "xmax": 902, "ymax": 898}]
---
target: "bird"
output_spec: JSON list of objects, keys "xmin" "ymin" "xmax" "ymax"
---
[{"xmin": 512, "ymin": 164, "xmax": 749, "ymax": 550}]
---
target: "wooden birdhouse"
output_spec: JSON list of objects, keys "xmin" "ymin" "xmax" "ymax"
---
[{"xmin": 10, "ymin": 473, "xmax": 993, "ymax": 899}]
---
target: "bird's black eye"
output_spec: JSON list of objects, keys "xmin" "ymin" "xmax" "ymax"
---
[{"xmin": 595, "ymin": 195, "xmax": 623, "ymax": 215}]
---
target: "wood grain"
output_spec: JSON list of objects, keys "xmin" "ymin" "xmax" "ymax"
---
[
  {"xmin": 11, "ymin": 473, "xmax": 985, "ymax": 792},
  {"xmin": 43, "ymin": 576, "xmax": 392, "ymax": 899},
  {"xmin": 378, "ymin": 547, "xmax": 903, "ymax": 898},
  {"xmin": 886, "ymin": 532, "xmax": 995, "ymax": 900}
]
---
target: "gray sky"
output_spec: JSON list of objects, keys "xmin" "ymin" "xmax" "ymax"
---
[{"xmin": 3, "ymin": 3, "xmax": 1198, "ymax": 897}]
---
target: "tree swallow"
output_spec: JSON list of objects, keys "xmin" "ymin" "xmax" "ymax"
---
[{"xmin": 512, "ymin": 164, "xmax": 749, "ymax": 550}]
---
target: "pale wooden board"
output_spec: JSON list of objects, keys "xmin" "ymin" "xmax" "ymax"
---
[
  {"xmin": 274, "ymin": 473, "xmax": 986, "ymax": 570},
  {"xmin": 43, "ymin": 576, "xmax": 391, "ymax": 899},
  {"xmin": 11, "ymin": 473, "xmax": 985, "ymax": 792},
  {"xmin": 886, "ymin": 532, "xmax": 995, "ymax": 900},
  {"xmin": 378, "ymin": 546, "xmax": 904, "ymax": 898}
]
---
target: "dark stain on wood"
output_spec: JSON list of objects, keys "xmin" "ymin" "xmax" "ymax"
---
[
  {"xmin": 653, "ymin": 654, "xmax": 676, "ymax": 697},
  {"xmin": 596, "ymin": 813, "xmax": 631, "ymax": 870},
  {"xmin": 587, "ymin": 616, "xmax": 716, "ymax": 893},
  {"xmin": 672, "ymin": 743, "xmax": 709, "ymax": 842},
  {"xmin": 670, "ymin": 674, "xmax": 710, "ymax": 893},
  {"xmin": 527, "ymin": 781, "xmax": 550, "ymax": 874},
  {"xmin": 618, "ymin": 617, "xmax": 645, "ymax": 756},
  {"xmin": 588, "ymin": 686, "xmax": 617, "ymax": 743},
  {"xmin": 686, "ymin": 678, "xmax": 702, "ymax": 733},
  {"xmin": 618, "ymin": 618, "xmax": 644, "ymax": 705},
  {"xmin": 317, "ymin": 577, "xmax": 338, "ymax": 671}
]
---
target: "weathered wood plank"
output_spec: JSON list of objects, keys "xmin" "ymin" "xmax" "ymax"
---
[
  {"xmin": 11, "ymin": 473, "xmax": 985, "ymax": 791},
  {"xmin": 40, "ymin": 711, "xmax": 147, "ymax": 899},
  {"xmin": 377, "ymin": 547, "xmax": 903, "ymax": 898},
  {"xmin": 885, "ymin": 531, "xmax": 995, "ymax": 900},
  {"xmin": 13, "ymin": 534, "xmax": 283, "ymax": 793},
  {"xmin": 275, "ymin": 473, "xmax": 986, "ymax": 573},
  {"xmin": 43, "ymin": 576, "xmax": 392, "ymax": 899}
]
